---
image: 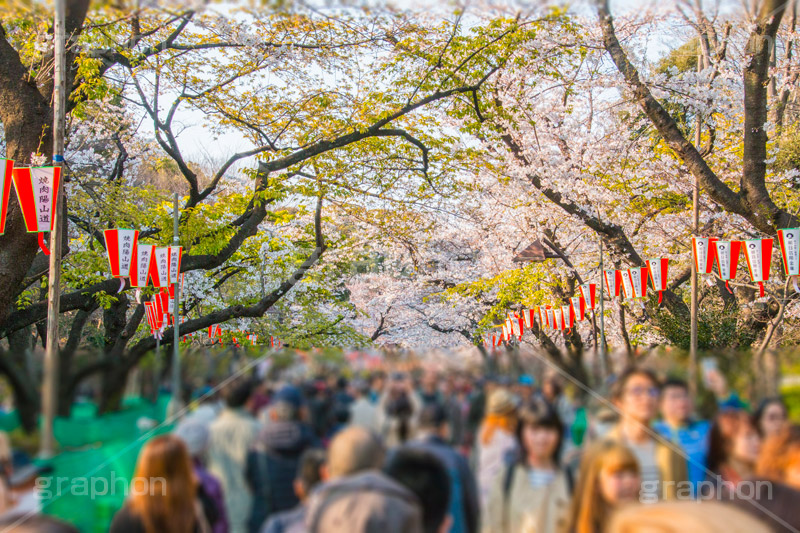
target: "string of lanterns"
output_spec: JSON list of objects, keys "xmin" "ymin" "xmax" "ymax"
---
[{"xmin": 488, "ymin": 228, "xmax": 800, "ymax": 348}]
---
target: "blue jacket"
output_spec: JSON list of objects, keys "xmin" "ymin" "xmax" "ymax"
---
[{"xmin": 652, "ymin": 419, "xmax": 711, "ymax": 496}]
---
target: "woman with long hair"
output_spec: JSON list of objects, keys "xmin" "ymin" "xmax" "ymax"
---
[
  {"xmin": 562, "ymin": 441, "xmax": 641, "ymax": 533},
  {"xmin": 483, "ymin": 399, "xmax": 570, "ymax": 533},
  {"xmin": 756, "ymin": 424, "xmax": 800, "ymax": 489},
  {"xmin": 110, "ymin": 434, "xmax": 214, "ymax": 533},
  {"xmin": 752, "ymin": 397, "xmax": 788, "ymax": 439},
  {"xmin": 706, "ymin": 410, "xmax": 761, "ymax": 491},
  {"xmin": 476, "ymin": 389, "xmax": 519, "ymax": 510}
]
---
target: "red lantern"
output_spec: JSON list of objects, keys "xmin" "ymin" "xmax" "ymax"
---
[
  {"xmin": 507, "ymin": 312, "xmax": 524, "ymax": 339},
  {"xmin": 579, "ymin": 283, "xmax": 597, "ymax": 311},
  {"xmin": 0, "ymin": 158, "xmax": 14, "ymax": 234},
  {"xmin": 104, "ymin": 229, "xmax": 139, "ymax": 288},
  {"xmin": 646, "ymin": 259, "xmax": 669, "ymax": 304},
  {"xmin": 621, "ymin": 269, "xmax": 635, "ymax": 300},
  {"xmin": 151, "ymin": 247, "xmax": 170, "ymax": 288},
  {"xmin": 628, "ymin": 267, "xmax": 648, "ymax": 300},
  {"xmin": 743, "ymin": 239, "xmax": 773, "ymax": 297},
  {"xmin": 692, "ymin": 237, "xmax": 718, "ymax": 275},
  {"xmin": 714, "ymin": 240, "xmax": 741, "ymax": 293},
  {"xmin": 130, "ymin": 244, "xmax": 154, "ymax": 288},
  {"xmin": 11, "ymin": 166, "xmax": 61, "ymax": 254},
  {"xmin": 521, "ymin": 308, "xmax": 536, "ymax": 329},
  {"xmin": 604, "ymin": 269, "xmax": 622, "ymax": 299},
  {"xmin": 168, "ymin": 245, "xmax": 183, "ymax": 284},
  {"xmin": 563, "ymin": 304, "xmax": 576, "ymax": 331},
  {"xmin": 778, "ymin": 228, "xmax": 800, "ymax": 292},
  {"xmin": 570, "ymin": 296, "xmax": 585, "ymax": 321}
]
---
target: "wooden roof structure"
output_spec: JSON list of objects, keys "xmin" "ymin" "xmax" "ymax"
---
[{"xmin": 512, "ymin": 239, "xmax": 559, "ymax": 263}]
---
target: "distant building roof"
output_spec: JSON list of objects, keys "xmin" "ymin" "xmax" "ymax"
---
[{"xmin": 513, "ymin": 240, "xmax": 559, "ymax": 263}]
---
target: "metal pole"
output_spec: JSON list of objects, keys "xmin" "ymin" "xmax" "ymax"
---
[
  {"xmin": 169, "ymin": 193, "xmax": 182, "ymax": 416},
  {"xmin": 40, "ymin": 0, "xmax": 66, "ymax": 458},
  {"xmin": 154, "ymin": 336, "xmax": 161, "ymax": 400},
  {"xmin": 598, "ymin": 233, "xmax": 607, "ymax": 387},
  {"xmin": 689, "ymin": 52, "xmax": 703, "ymax": 399}
]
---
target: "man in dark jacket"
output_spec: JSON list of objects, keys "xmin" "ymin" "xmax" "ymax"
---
[
  {"xmin": 407, "ymin": 404, "xmax": 480, "ymax": 533},
  {"xmin": 305, "ymin": 426, "xmax": 423, "ymax": 533},
  {"xmin": 246, "ymin": 388, "xmax": 320, "ymax": 533}
]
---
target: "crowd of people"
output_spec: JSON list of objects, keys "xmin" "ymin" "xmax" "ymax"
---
[
  {"xmin": 5, "ymin": 365, "xmax": 799, "ymax": 533},
  {"xmin": 104, "ymin": 367, "xmax": 800, "ymax": 533}
]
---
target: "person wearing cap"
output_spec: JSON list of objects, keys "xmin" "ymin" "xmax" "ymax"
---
[
  {"xmin": 516, "ymin": 375, "xmax": 535, "ymax": 404},
  {"xmin": 175, "ymin": 421, "xmax": 229, "ymax": 533},
  {"xmin": 246, "ymin": 386, "xmax": 320, "ymax": 533},
  {"xmin": 476, "ymin": 389, "xmax": 519, "ymax": 510},
  {"xmin": 407, "ymin": 404, "xmax": 480, "ymax": 533}
]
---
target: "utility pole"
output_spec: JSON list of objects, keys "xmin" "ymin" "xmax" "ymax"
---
[
  {"xmin": 689, "ymin": 51, "xmax": 703, "ymax": 398},
  {"xmin": 40, "ymin": 0, "xmax": 66, "ymax": 458},
  {"xmin": 168, "ymin": 193, "xmax": 182, "ymax": 417}
]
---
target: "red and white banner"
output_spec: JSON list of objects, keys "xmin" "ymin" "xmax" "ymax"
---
[
  {"xmin": 628, "ymin": 267, "xmax": 648, "ymax": 299},
  {"xmin": 522, "ymin": 308, "xmax": 536, "ymax": 329},
  {"xmin": 571, "ymin": 296, "xmax": 585, "ymax": 321},
  {"xmin": 692, "ymin": 237, "xmax": 718, "ymax": 274},
  {"xmin": 154, "ymin": 290, "xmax": 170, "ymax": 326},
  {"xmin": 130, "ymin": 244, "xmax": 154, "ymax": 288},
  {"xmin": 621, "ymin": 269, "xmax": 634, "ymax": 300},
  {"xmin": 604, "ymin": 269, "xmax": 622, "ymax": 299},
  {"xmin": 553, "ymin": 307, "xmax": 564, "ymax": 330},
  {"xmin": 546, "ymin": 306, "xmax": 555, "ymax": 329},
  {"xmin": 508, "ymin": 312, "xmax": 524, "ymax": 339},
  {"xmin": 714, "ymin": 240, "xmax": 741, "ymax": 293},
  {"xmin": 0, "ymin": 159, "xmax": 14, "ymax": 234},
  {"xmin": 208, "ymin": 325, "xmax": 222, "ymax": 339},
  {"xmin": 778, "ymin": 228, "xmax": 800, "ymax": 292},
  {"xmin": 152, "ymin": 247, "xmax": 170, "ymax": 288},
  {"xmin": 168, "ymin": 245, "xmax": 183, "ymax": 284},
  {"xmin": 647, "ymin": 258, "xmax": 669, "ymax": 304},
  {"xmin": 743, "ymin": 239, "xmax": 773, "ymax": 297},
  {"xmin": 579, "ymin": 283, "xmax": 597, "ymax": 311},
  {"xmin": 11, "ymin": 166, "xmax": 61, "ymax": 254},
  {"xmin": 104, "ymin": 229, "xmax": 139, "ymax": 279}
]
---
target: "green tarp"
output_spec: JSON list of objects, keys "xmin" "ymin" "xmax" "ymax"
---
[{"xmin": 38, "ymin": 395, "xmax": 173, "ymax": 532}]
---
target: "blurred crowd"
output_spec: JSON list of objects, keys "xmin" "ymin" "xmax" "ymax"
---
[{"xmin": 0, "ymin": 365, "xmax": 799, "ymax": 533}]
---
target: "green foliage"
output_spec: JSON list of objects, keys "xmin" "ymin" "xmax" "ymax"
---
[
  {"xmin": 656, "ymin": 38, "xmax": 700, "ymax": 75},
  {"xmin": 441, "ymin": 262, "xmax": 556, "ymax": 341},
  {"xmin": 652, "ymin": 304, "xmax": 758, "ymax": 351}
]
